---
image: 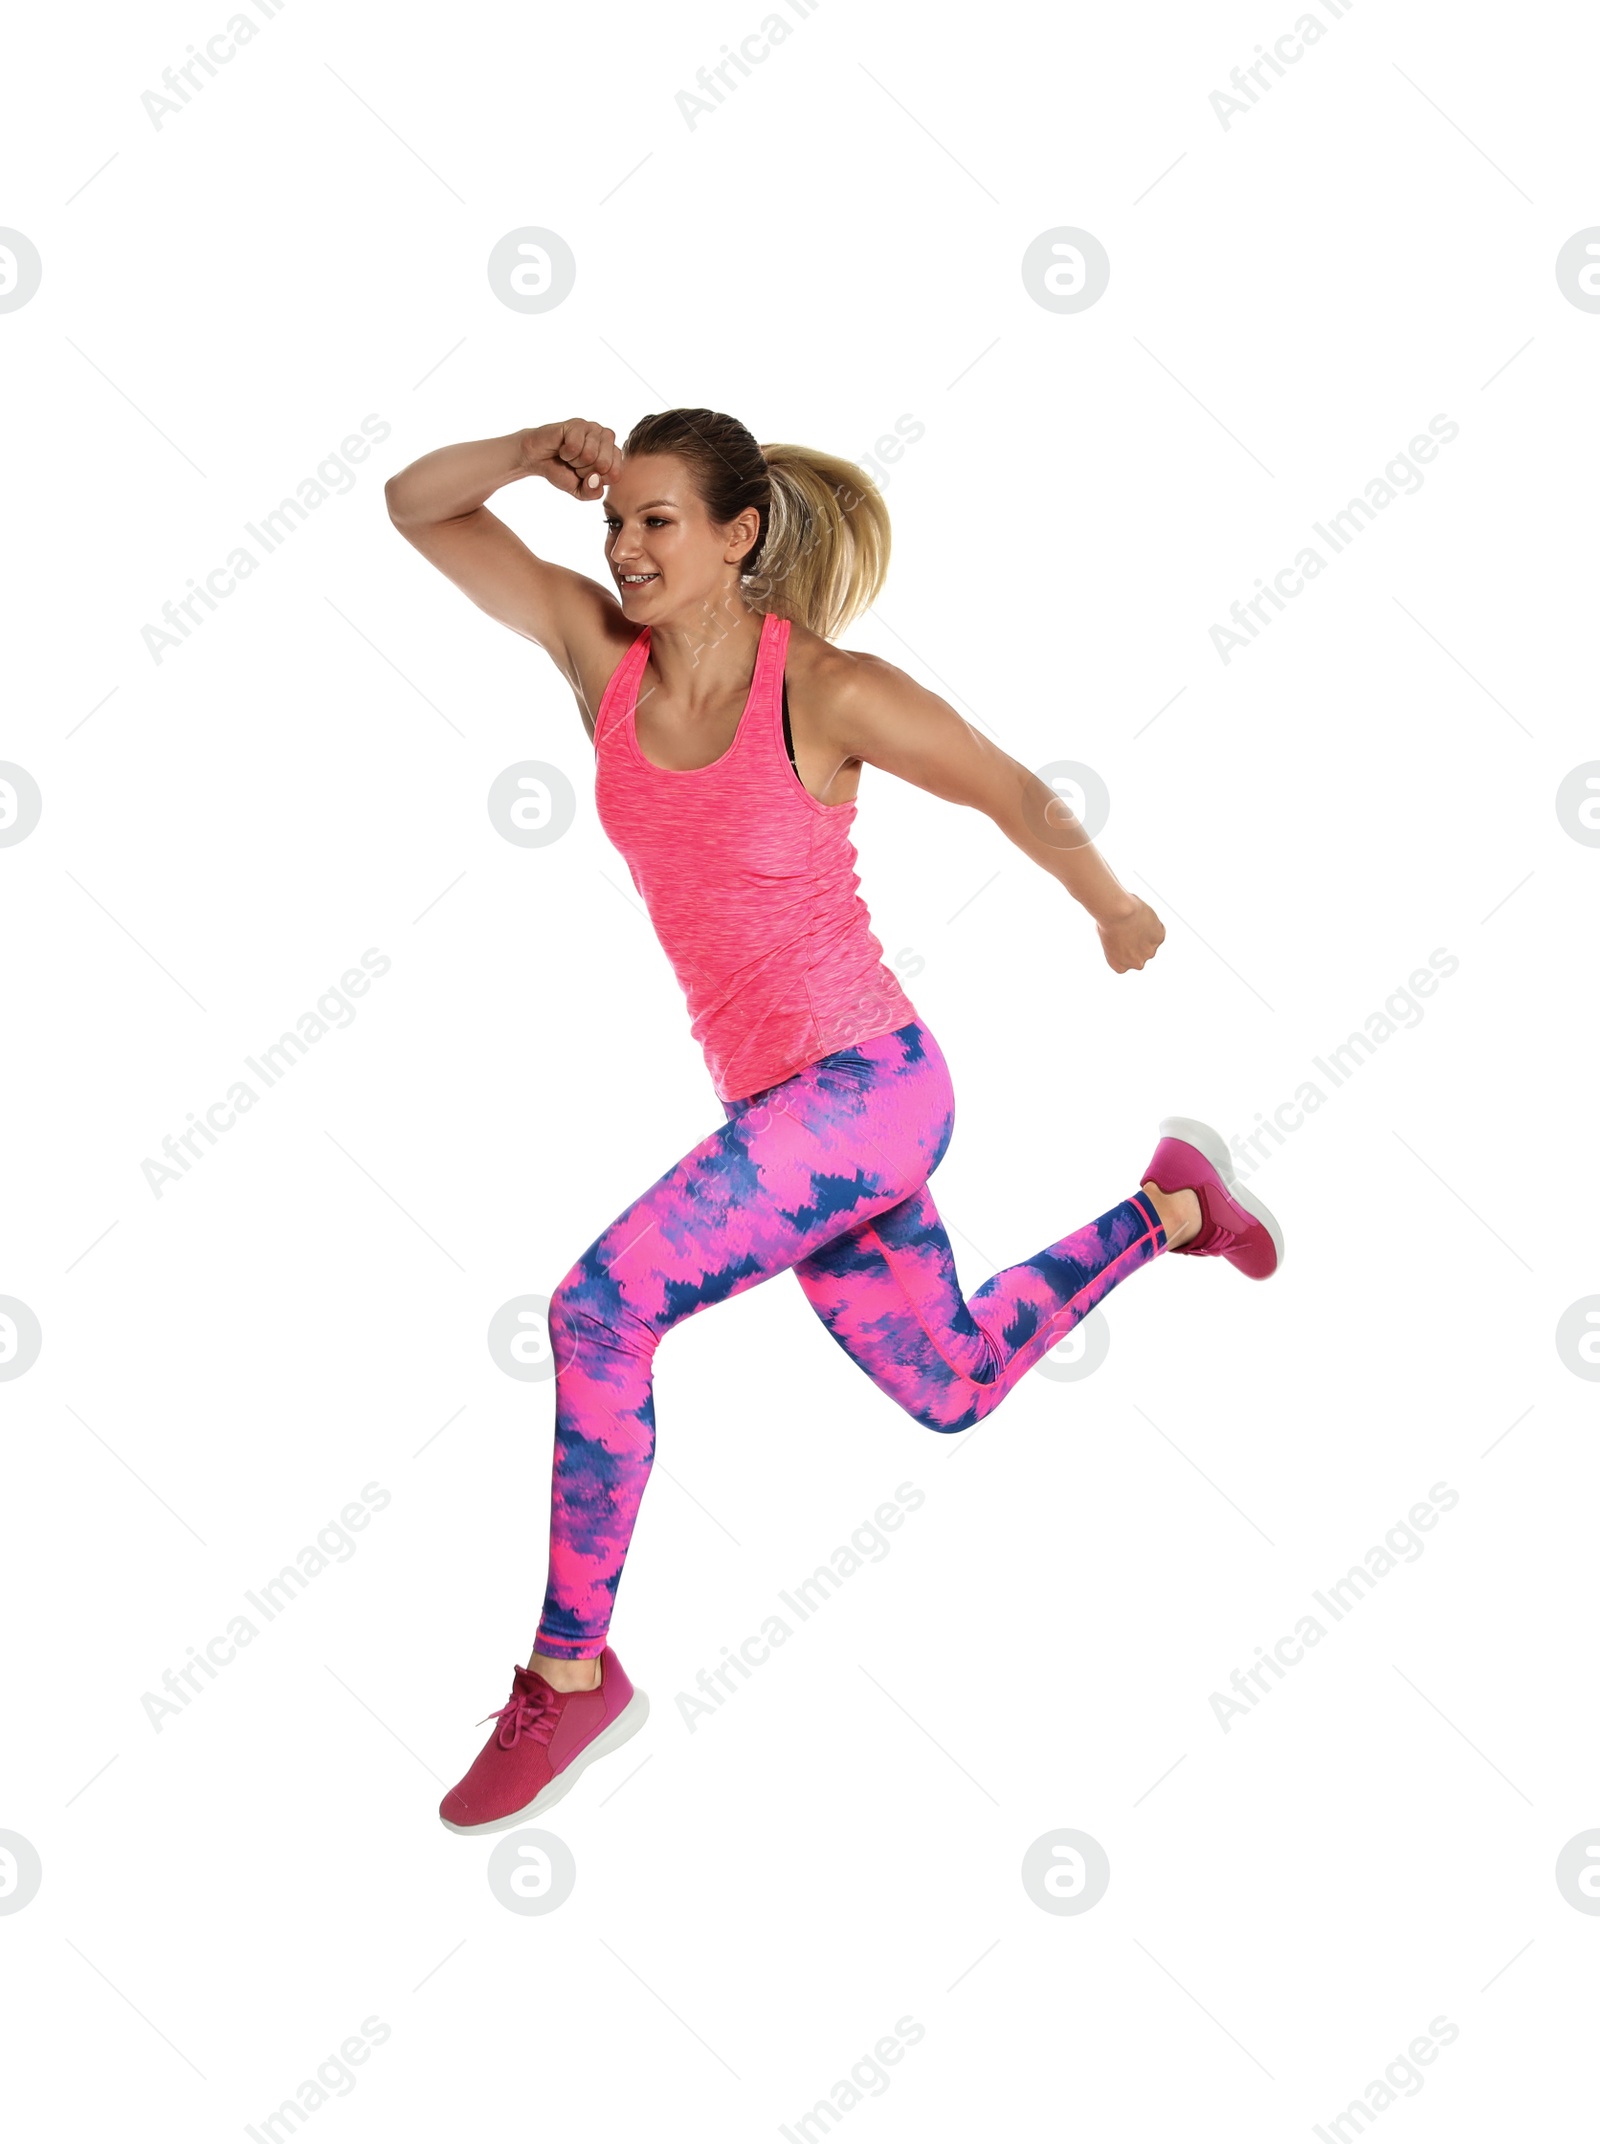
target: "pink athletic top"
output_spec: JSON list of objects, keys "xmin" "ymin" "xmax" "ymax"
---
[{"xmin": 593, "ymin": 610, "xmax": 918, "ymax": 1102}]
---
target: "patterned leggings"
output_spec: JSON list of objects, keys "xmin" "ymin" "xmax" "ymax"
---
[{"xmin": 535, "ymin": 1021, "xmax": 1166, "ymax": 1657}]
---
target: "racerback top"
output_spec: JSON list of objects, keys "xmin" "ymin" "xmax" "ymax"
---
[{"xmin": 592, "ymin": 610, "xmax": 918, "ymax": 1103}]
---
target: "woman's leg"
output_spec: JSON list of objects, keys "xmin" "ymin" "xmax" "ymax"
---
[
  {"xmin": 530, "ymin": 1017, "xmax": 1193, "ymax": 1671},
  {"xmin": 793, "ymin": 1179, "xmax": 1168, "ymax": 1432},
  {"xmin": 530, "ymin": 1024, "xmax": 954, "ymax": 1669}
]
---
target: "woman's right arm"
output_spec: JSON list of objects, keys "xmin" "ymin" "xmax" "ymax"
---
[{"xmin": 383, "ymin": 420, "xmax": 628, "ymax": 725}]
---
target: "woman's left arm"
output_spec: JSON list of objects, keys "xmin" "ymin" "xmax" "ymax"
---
[{"xmin": 831, "ymin": 653, "xmax": 1166, "ymax": 974}]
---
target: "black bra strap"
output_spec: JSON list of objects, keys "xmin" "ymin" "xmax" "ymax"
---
[{"xmin": 782, "ymin": 674, "xmax": 799, "ymax": 776}]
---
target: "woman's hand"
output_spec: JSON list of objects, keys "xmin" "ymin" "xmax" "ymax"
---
[
  {"xmin": 1096, "ymin": 896, "xmax": 1165, "ymax": 973},
  {"xmin": 522, "ymin": 419, "xmax": 624, "ymax": 499}
]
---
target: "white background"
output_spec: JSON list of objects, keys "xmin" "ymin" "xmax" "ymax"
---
[{"xmin": 3, "ymin": 1, "xmax": 1597, "ymax": 2137}]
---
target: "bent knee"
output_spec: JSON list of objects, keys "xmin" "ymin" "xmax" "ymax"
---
[
  {"xmin": 900, "ymin": 1388, "xmax": 984, "ymax": 1435},
  {"xmin": 548, "ymin": 1261, "xmax": 658, "ymax": 1366}
]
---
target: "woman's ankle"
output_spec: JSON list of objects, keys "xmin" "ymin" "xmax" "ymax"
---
[
  {"xmin": 527, "ymin": 1647, "xmax": 602, "ymax": 1691},
  {"xmin": 1143, "ymin": 1180, "xmax": 1200, "ymax": 1251}
]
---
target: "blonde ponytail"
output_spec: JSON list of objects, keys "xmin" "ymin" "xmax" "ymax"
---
[{"xmin": 746, "ymin": 445, "xmax": 891, "ymax": 641}]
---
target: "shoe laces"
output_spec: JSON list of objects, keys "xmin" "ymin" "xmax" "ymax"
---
[{"xmin": 482, "ymin": 1684, "xmax": 560, "ymax": 1750}]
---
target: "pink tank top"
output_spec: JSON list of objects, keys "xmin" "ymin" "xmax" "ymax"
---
[{"xmin": 593, "ymin": 610, "xmax": 918, "ymax": 1102}]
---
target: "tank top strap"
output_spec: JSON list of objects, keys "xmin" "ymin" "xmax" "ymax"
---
[
  {"xmin": 593, "ymin": 625, "xmax": 652, "ymax": 755},
  {"xmin": 750, "ymin": 611, "xmax": 792, "ymax": 763}
]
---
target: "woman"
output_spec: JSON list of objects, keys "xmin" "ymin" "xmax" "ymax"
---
[{"xmin": 384, "ymin": 410, "xmax": 1284, "ymax": 1835}]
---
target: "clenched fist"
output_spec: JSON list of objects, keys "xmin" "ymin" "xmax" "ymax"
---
[
  {"xmin": 1096, "ymin": 896, "xmax": 1165, "ymax": 973},
  {"xmin": 523, "ymin": 418, "xmax": 624, "ymax": 499}
]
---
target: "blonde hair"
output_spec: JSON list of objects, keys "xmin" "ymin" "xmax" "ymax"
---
[
  {"xmin": 747, "ymin": 444, "xmax": 891, "ymax": 642},
  {"xmin": 621, "ymin": 409, "xmax": 891, "ymax": 641}
]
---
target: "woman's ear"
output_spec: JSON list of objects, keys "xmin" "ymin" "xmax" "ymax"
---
[{"xmin": 724, "ymin": 506, "xmax": 762, "ymax": 566}]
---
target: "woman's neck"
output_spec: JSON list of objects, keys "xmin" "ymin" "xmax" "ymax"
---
[{"xmin": 644, "ymin": 597, "xmax": 764, "ymax": 713}]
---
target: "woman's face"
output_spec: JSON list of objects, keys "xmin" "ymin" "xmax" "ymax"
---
[{"xmin": 601, "ymin": 453, "xmax": 759, "ymax": 620}]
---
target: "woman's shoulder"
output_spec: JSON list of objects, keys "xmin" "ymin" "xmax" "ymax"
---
[
  {"xmin": 784, "ymin": 621, "xmax": 900, "ymax": 706},
  {"xmin": 782, "ymin": 622, "xmax": 915, "ymax": 776}
]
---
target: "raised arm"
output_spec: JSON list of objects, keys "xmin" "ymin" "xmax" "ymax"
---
[
  {"xmin": 383, "ymin": 421, "xmax": 630, "ymax": 729},
  {"xmin": 831, "ymin": 654, "xmax": 1165, "ymax": 973}
]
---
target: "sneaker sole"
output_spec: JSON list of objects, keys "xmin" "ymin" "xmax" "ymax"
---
[
  {"xmin": 439, "ymin": 1688, "xmax": 651, "ymax": 1835},
  {"xmin": 1157, "ymin": 1115, "xmax": 1286, "ymax": 1276}
]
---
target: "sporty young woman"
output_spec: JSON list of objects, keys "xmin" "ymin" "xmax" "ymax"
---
[{"xmin": 384, "ymin": 410, "xmax": 1284, "ymax": 1834}]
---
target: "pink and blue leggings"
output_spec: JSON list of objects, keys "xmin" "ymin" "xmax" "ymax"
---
[{"xmin": 534, "ymin": 1021, "xmax": 1167, "ymax": 1658}]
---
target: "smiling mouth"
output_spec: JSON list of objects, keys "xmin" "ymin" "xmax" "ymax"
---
[{"xmin": 617, "ymin": 572, "xmax": 658, "ymax": 588}]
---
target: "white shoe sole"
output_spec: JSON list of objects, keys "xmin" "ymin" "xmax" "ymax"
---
[
  {"xmin": 439, "ymin": 1688, "xmax": 651, "ymax": 1835},
  {"xmin": 1157, "ymin": 1115, "xmax": 1286, "ymax": 1275}
]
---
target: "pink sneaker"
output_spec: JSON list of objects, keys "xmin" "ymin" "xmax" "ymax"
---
[
  {"xmin": 1142, "ymin": 1116, "xmax": 1285, "ymax": 1280},
  {"xmin": 439, "ymin": 1648, "xmax": 649, "ymax": 1834}
]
